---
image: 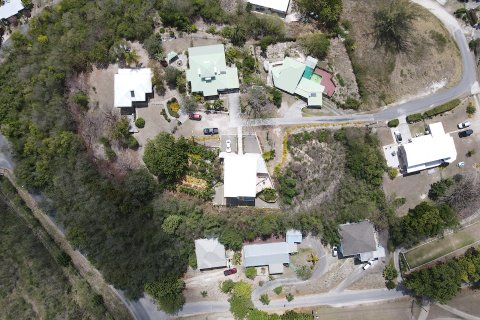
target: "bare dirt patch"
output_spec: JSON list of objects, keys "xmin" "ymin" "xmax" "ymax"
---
[{"xmin": 342, "ymin": 0, "xmax": 462, "ymax": 109}]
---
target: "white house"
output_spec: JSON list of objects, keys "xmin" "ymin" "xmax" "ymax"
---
[
  {"xmin": 223, "ymin": 153, "xmax": 258, "ymax": 205},
  {"xmin": 194, "ymin": 238, "xmax": 227, "ymax": 270},
  {"xmin": 247, "ymin": 0, "xmax": 290, "ymax": 17},
  {"xmin": 114, "ymin": 68, "xmax": 152, "ymax": 108},
  {"xmin": 398, "ymin": 122, "xmax": 457, "ymax": 173},
  {"xmin": 0, "ymin": 0, "xmax": 24, "ymax": 20},
  {"xmin": 286, "ymin": 229, "xmax": 302, "ymax": 244}
]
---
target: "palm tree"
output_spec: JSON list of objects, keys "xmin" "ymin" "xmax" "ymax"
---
[
  {"xmin": 123, "ymin": 49, "xmax": 140, "ymax": 67},
  {"xmin": 231, "ymin": 25, "xmax": 246, "ymax": 47},
  {"xmin": 373, "ymin": 0, "xmax": 418, "ymax": 53}
]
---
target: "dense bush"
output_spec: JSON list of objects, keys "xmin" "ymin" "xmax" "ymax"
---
[
  {"xmin": 299, "ymin": 32, "xmax": 330, "ymax": 60},
  {"xmin": 390, "ymin": 202, "xmax": 458, "ymax": 248},
  {"xmin": 387, "ymin": 119, "xmax": 399, "ymax": 127},
  {"xmin": 294, "ymin": 0, "xmax": 342, "ymax": 28},
  {"xmin": 406, "ymin": 113, "xmax": 423, "ymax": 123},
  {"xmin": 144, "ymin": 277, "xmax": 185, "ymax": 315},
  {"xmin": 405, "ymin": 247, "xmax": 480, "ymax": 303},
  {"xmin": 135, "ymin": 117, "xmax": 145, "ymax": 128},
  {"xmin": 423, "ymin": 99, "xmax": 460, "ymax": 118},
  {"xmin": 245, "ymin": 267, "xmax": 257, "ymax": 280},
  {"xmin": 428, "ymin": 178, "xmax": 453, "ymax": 201}
]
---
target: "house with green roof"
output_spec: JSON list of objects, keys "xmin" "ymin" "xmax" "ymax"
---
[
  {"xmin": 186, "ymin": 44, "xmax": 239, "ymax": 97},
  {"xmin": 271, "ymin": 56, "xmax": 325, "ymax": 107}
]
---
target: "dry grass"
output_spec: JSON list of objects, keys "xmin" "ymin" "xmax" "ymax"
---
[{"xmin": 342, "ymin": 0, "xmax": 462, "ymax": 109}]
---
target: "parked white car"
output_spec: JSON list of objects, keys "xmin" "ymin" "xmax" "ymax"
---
[
  {"xmin": 363, "ymin": 261, "xmax": 372, "ymax": 270},
  {"xmin": 458, "ymin": 121, "xmax": 471, "ymax": 129},
  {"xmin": 332, "ymin": 246, "xmax": 338, "ymax": 257},
  {"xmin": 226, "ymin": 140, "xmax": 232, "ymax": 153}
]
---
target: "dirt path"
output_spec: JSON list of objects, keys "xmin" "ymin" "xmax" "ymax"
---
[{"xmin": 0, "ymin": 168, "xmax": 133, "ymax": 320}]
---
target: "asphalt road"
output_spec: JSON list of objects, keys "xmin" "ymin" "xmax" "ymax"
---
[{"xmin": 232, "ymin": 0, "xmax": 478, "ymax": 128}]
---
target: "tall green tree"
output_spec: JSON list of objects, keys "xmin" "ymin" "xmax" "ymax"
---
[
  {"xmin": 143, "ymin": 133, "xmax": 189, "ymax": 187},
  {"xmin": 145, "ymin": 276, "xmax": 185, "ymax": 314},
  {"xmin": 294, "ymin": 0, "xmax": 342, "ymax": 28},
  {"xmin": 373, "ymin": 0, "xmax": 418, "ymax": 52}
]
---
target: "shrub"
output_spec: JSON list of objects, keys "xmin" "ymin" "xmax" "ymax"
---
[
  {"xmin": 259, "ymin": 294, "xmax": 270, "ymax": 305},
  {"xmin": 269, "ymin": 88, "xmax": 282, "ymax": 107},
  {"xmin": 72, "ymin": 92, "xmax": 89, "ymax": 107},
  {"xmin": 467, "ymin": 103, "xmax": 476, "ymax": 115},
  {"xmin": 423, "ymin": 99, "xmax": 460, "ymax": 118},
  {"xmin": 233, "ymin": 252, "xmax": 242, "ymax": 265},
  {"xmin": 387, "ymin": 119, "xmax": 399, "ymax": 127},
  {"xmin": 393, "ymin": 197, "xmax": 406, "ymax": 208},
  {"xmin": 466, "ymin": 149, "xmax": 475, "ymax": 157},
  {"xmin": 295, "ymin": 265, "xmax": 312, "ymax": 280},
  {"xmin": 127, "ymin": 136, "xmax": 139, "ymax": 149},
  {"xmin": 273, "ymin": 286, "xmax": 283, "ymax": 295},
  {"xmin": 201, "ymin": 291, "xmax": 208, "ymax": 297},
  {"xmin": 221, "ymin": 280, "xmax": 235, "ymax": 293},
  {"xmin": 286, "ymin": 293, "xmax": 294, "ymax": 302},
  {"xmin": 340, "ymin": 97, "xmax": 361, "ymax": 110},
  {"xmin": 388, "ymin": 167, "xmax": 398, "ymax": 179},
  {"xmin": 299, "ymin": 32, "xmax": 330, "ymax": 60},
  {"xmin": 135, "ymin": 117, "xmax": 145, "ymax": 128},
  {"xmin": 406, "ymin": 113, "xmax": 423, "ymax": 123},
  {"xmin": 245, "ymin": 267, "xmax": 257, "ymax": 280},
  {"xmin": 428, "ymin": 178, "xmax": 453, "ymax": 201},
  {"xmin": 262, "ymin": 149, "xmax": 276, "ymax": 162},
  {"xmin": 258, "ymin": 188, "xmax": 277, "ymax": 203}
]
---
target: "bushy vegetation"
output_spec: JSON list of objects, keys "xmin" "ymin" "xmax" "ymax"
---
[
  {"xmin": 0, "ymin": 178, "xmax": 111, "ymax": 319},
  {"xmin": 467, "ymin": 102, "xmax": 476, "ymax": 115},
  {"xmin": 390, "ymin": 202, "xmax": 458, "ymax": 248},
  {"xmin": 428, "ymin": 178, "xmax": 453, "ymax": 201},
  {"xmin": 383, "ymin": 262, "xmax": 398, "ymax": 289},
  {"xmin": 227, "ymin": 281, "xmax": 312, "ymax": 320},
  {"xmin": 387, "ymin": 119, "xmax": 399, "ymax": 127},
  {"xmin": 405, "ymin": 247, "xmax": 480, "ymax": 303},
  {"xmin": 245, "ymin": 267, "xmax": 257, "ymax": 280},
  {"xmin": 135, "ymin": 117, "xmax": 145, "ymax": 128},
  {"xmin": 294, "ymin": 0, "xmax": 342, "ymax": 29},
  {"xmin": 406, "ymin": 113, "xmax": 423, "ymax": 123},
  {"xmin": 423, "ymin": 99, "xmax": 460, "ymax": 118},
  {"xmin": 277, "ymin": 128, "xmax": 390, "ymax": 244},
  {"xmin": 299, "ymin": 32, "xmax": 330, "ymax": 60},
  {"xmin": 144, "ymin": 277, "xmax": 185, "ymax": 315},
  {"xmin": 258, "ymin": 188, "xmax": 277, "ymax": 203},
  {"xmin": 273, "ymin": 286, "xmax": 283, "ymax": 295}
]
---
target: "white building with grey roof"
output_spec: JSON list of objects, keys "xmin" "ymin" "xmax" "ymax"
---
[{"xmin": 243, "ymin": 242, "xmax": 297, "ymax": 274}]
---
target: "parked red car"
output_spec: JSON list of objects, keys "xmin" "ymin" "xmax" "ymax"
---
[
  {"xmin": 188, "ymin": 112, "xmax": 202, "ymax": 121},
  {"xmin": 224, "ymin": 268, "xmax": 237, "ymax": 276}
]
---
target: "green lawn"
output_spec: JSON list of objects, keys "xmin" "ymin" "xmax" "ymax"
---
[{"xmin": 404, "ymin": 221, "xmax": 480, "ymax": 269}]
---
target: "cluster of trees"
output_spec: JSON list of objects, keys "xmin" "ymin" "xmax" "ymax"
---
[
  {"xmin": 294, "ymin": 0, "xmax": 343, "ymax": 29},
  {"xmin": 405, "ymin": 247, "xmax": 480, "ymax": 303},
  {"xmin": 390, "ymin": 202, "xmax": 458, "ymax": 248}
]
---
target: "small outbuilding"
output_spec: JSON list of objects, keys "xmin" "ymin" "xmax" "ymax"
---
[
  {"xmin": 195, "ymin": 238, "xmax": 227, "ymax": 270},
  {"xmin": 286, "ymin": 229, "xmax": 302, "ymax": 244},
  {"xmin": 166, "ymin": 51, "xmax": 178, "ymax": 64},
  {"xmin": 114, "ymin": 68, "xmax": 153, "ymax": 108},
  {"xmin": 339, "ymin": 221, "xmax": 385, "ymax": 262}
]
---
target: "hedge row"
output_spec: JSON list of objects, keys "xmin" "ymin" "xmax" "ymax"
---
[{"xmin": 406, "ymin": 99, "xmax": 461, "ymax": 123}]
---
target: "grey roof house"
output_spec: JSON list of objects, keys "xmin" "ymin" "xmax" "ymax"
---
[
  {"xmin": 243, "ymin": 242, "xmax": 297, "ymax": 274},
  {"xmin": 195, "ymin": 238, "xmax": 227, "ymax": 270},
  {"xmin": 339, "ymin": 221, "xmax": 385, "ymax": 262}
]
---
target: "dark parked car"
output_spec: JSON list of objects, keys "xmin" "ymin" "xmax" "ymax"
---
[
  {"xmin": 203, "ymin": 128, "xmax": 219, "ymax": 135},
  {"xmin": 188, "ymin": 112, "xmax": 202, "ymax": 121},
  {"xmin": 459, "ymin": 129, "xmax": 474, "ymax": 138},
  {"xmin": 224, "ymin": 268, "xmax": 237, "ymax": 276}
]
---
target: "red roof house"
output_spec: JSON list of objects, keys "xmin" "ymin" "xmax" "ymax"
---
[{"xmin": 314, "ymin": 68, "xmax": 336, "ymax": 97}]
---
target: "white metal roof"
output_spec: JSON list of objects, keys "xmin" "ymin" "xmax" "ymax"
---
[
  {"xmin": 195, "ymin": 238, "xmax": 226, "ymax": 270},
  {"xmin": 286, "ymin": 229, "xmax": 302, "ymax": 244},
  {"xmin": 401, "ymin": 122, "xmax": 457, "ymax": 172},
  {"xmin": 243, "ymin": 242, "xmax": 294, "ymax": 270},
  {"xmin": 223, "ymin": 154, "xmax": 258, "ymax": 198},
  {"xmin": 0, "ymin": 0, "xmax": 24, "ymax": 20},
  {"xmin": 114, "ymin": 68, "xmax": 152, "ymax": 108},
  {"xmin": 248, "ymin": 0, "xmax": 290, "ymax": 13}
]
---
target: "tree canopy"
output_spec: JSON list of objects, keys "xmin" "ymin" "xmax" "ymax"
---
[
  {"xmin": 299, "ymin": 32, "xmax": 330, "ymax": 60},
  {"xmin": 143, "ymin": 133, "xmax": 189, "ymax": 187},
  {"xmin": 294, "ymin": 0, "xmax": 343, "ymax": 28},
  {"xmin": 373, "ymin": 0, "xmax": 418, "ymax": 52}
]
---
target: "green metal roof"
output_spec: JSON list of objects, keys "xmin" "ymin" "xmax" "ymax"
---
[
  {"xmin": 271, "ymin": 57, "xmax": 305, "ymax": 94},
  {"xmin": 186, "ymin": 44, "xmax": 239, "ymax": 96}
]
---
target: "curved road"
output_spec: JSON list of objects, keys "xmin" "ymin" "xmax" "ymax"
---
[{"xmin": 234, "ymin": 0, "xmax": 478, "ymax": 128}]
